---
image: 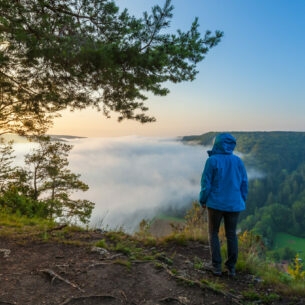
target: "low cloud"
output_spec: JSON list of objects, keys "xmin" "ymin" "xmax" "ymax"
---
[
  {"xmin": 12, "ymin": 136, "xmax": 260, "ymax": 232},
  {"xmin": 67, "ymin": 136, "xmax": 206, "ymax": 231}
]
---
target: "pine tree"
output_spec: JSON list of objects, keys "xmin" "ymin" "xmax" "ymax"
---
[
  {"xmin": 24, "ymin": 136, "xmax": 94, "ymax": 224},
  {"xmin": 0, "ymin": 0, "xmax": 222, "ymax": 133},
  {"xmin": 0, "ymin": 138, "xmax": 17, "ymax": 192}
]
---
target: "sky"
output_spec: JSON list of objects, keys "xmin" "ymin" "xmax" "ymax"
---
[{"xmin": 49, "ymin": 0, "xmax": 305, "ymax": 138}]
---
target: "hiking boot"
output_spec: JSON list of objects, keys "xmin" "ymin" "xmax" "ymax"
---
[
  {"xmin": 226, "ymin": 267, "xmax": 236, "ymax": 277},
  {"xmin": 204, "ymin": 263, "xmax": 222, "ymax": 276},
  {"xmin": 212, "ymin": 267, "xmax": 222, "ymax": 276}
]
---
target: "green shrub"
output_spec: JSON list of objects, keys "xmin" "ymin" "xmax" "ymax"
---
[{"xmin": 0, "ymin": 187, "xmax": 48, "ymax": 218}]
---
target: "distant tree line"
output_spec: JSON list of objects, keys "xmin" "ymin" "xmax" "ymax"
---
[{"xmin": 182, "ymin": 131, "xmax": 305, "ymax": 245}]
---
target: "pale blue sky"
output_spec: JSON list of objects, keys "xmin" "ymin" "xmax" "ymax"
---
[{"xmin": 50, "ymin": 0, "xmax": 305, "ymax": 137}]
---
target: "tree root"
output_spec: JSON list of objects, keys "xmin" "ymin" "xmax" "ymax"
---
[
  {"xmin": 159, "ymin": 296, "xmax": 188, "ymax": 304},
  {"xmin": 40, "ymin": 268, "xmax": 85, "ymax": 292},
  {"xmin": 160, "ymin": 263, "xmax": 243, "ymax": 305},
  {"xmin": 58, "ymin": 295, "xmax": 123, "ymax": 305}
]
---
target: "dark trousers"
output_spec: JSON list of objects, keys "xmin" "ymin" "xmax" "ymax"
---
[{"xmin": 207, "ymin": 207, "xmax": 240, "ymax": 270}]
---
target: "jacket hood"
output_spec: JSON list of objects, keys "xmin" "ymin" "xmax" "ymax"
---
[{"xmin": 207, "ymin": 133, "xmax": 236, "ymax": 156}]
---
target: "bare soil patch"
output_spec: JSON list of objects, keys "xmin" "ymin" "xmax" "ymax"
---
[{"xmin": 0, "ymin": 230, "xmax": 303, "ymax": 305}]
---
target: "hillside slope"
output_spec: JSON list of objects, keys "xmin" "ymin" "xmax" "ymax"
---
[
  {"xmin": 182, "ymin": 131, "xmax": 305, "ymax": 242},
  {"xmin": 0, "ymin": 229, "xmax": 303, "ymax": 305},
  {"xmin": 182, "ymin": 131, "xmax": 305, "ymax": 173}
]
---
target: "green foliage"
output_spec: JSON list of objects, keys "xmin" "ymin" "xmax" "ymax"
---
[
  {"xmin": 287, "ymin": 254, "xmax": 305, "ymax": 280},
  {"xmin": 242, "ymin": 290, "xmax": 261, "ymax": 301},
  {"xmin": 0, "ymin": 139, "xmax": 28, "ymax": 193},
  {"xmin": 232, "ymin": 231, "xmax": 305, "ymax": 297},
  {"xmin": 0, "ymin": 139, "xmax": 15, "ymax": 189},
  {"xmin": 162, "ymin": 232, "xmax": 188, "ymax": 246},
  {"xmin": 104, "ymin": 230, "xmax": 148, "ymax": 260},
  {"xmin": 0, "ymin": 0, "xmax": 222, "ymax": 132},
  {"xmin": 154, "ymin": 262, "xmax": 164, "ymax": 270},
  {"xmin": 0, "ymin": 211, "xmax": 55, "ymax": 237},
  {"xmin": 95, "ymin": 239, "xmax": 108, "ymax": 249},
  {"xmin": 133, "ymin": 219, "xmax": 157, "ymax": 246},
  {"xmin": 114, "ymin": 242, "xmax": 133, "ymax": 256},
  {"xmin": 242, "ymin": 290, "xmax": 280, "ymax": 304},
  {"xmin": 0, "ymin": 82, "xmax": 53, "ymax": 136},
  {"xmin": 183, "ymin": 132, "xmax": 305, "ymax": 243},
  {"xmin": 200, "ymin": 279, "xmax": 225, "ymax": 293},
  {"xmin": 273, "ymin": 232, "xmax": 305, "ymax": 260},
  {"xmin": 113, "ymin": 259, "xmax": 131, "ymax": 270},
  {"xmin": 0, "ymin": 136, "xmax": 94, "ymax": 224},
  {"xmin": 155, "ymin": 252, "xmax": 174, "ymax": 265},
  {"xmin": 241, "ymin": 203, "xmax": 293, "ymax": 246},
  {"xmin": 269, "ymin": 247, "xmax": 297, "ymax": 262},
  {"xmin": 193, "ymin": 256, "xmax": 204, "ymax": 270},
  {"xmin": 0, "ymin": 186, "xmax": 48, "ymax": 218},
  {"xmin": 105, "ymin": 230, "xmax": 130, "ymax": 243},
  {"xmin": 237, "ymin": 231, "xmax": 266, "ymax": 273},
  {"xmin": 24, "ymin": 136, "xmax": 95, "ymax": 224},
  {"xmin": 185, "ymin": 131, "xmax": 305, "ymax": 173}
]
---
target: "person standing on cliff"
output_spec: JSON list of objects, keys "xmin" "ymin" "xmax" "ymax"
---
[{"xmin": 199, "ymin": 133, "xmax": 248, "ymax": 276}]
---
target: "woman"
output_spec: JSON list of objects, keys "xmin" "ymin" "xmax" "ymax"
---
[{"xmin": 199, "ymin": 133, "xmax": 248, "ymax": 276}]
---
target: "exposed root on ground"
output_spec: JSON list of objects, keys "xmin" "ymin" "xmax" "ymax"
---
[
  {"xmin": 59, "ymin": 295, "xmax": 123, "ymax": 305},
  {"xmin": 40, "ymin": 268, "xmax": 85, "ymax": 292},
  {"xmin": 160, "ymin": 263, "xmax": 243, "ymax": 305}
]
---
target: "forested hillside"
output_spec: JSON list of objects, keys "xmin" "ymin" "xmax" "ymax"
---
[{"xmin": 182, "ymin": 131, "xmax": 305, "ymax": 245}]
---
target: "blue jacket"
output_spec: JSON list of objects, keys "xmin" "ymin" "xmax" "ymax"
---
[{"xmin": 199, "ymin": 133, "xmax": 248, "ymax": 212}]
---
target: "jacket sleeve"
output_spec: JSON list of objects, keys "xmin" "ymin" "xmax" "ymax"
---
[
  {"xmin": 240, "ymin": 161, "xmax": 248, "ymax": 202},
  {"xmin": 199, "ymin": 158, "xmax": 213, "ymax": 206}
]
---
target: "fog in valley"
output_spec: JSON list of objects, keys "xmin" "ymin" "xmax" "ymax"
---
[
  {"xmin": 13, "ymin": 136, "xmax": 207, "ymax": 231},
  {"xmin": 68, "ymin": 136, "xmax": 207, "ymax": 232},
  {"xmin": 12, "ymin": 136, "xmax": 262, "ymax": 232}
]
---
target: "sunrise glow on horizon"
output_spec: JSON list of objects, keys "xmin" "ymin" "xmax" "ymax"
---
[{"xmin": 49, "ymin": 0, "xmax": 305, "ymax": 138}]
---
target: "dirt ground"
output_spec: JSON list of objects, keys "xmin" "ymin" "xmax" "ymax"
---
[{"xmin": 0, "ymin": 228, "xmax": 304, "ymax": 305}]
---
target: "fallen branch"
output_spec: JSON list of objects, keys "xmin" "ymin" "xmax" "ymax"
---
[
  {"xmin": 40, "ymin": 268, "xmax": 85, "ymax": 292},
  {"xmin": 47, "ymin": 224, "xmax": 68, "ymax": 232}
]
